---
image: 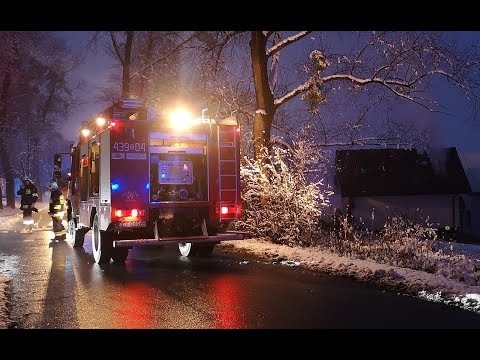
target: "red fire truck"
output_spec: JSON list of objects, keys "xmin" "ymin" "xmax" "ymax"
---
[{"xmin": 62, "ymin": 99, "xmax": 245, "ymax": 263}]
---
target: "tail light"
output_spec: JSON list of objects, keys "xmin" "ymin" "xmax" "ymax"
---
[
  {"xmin": 112, "ymin": 208, "xmax": 146, "ymax": 221},
  {"xmin": 219, "ymin": 203, "xmax": 241, "ymax": 219}
]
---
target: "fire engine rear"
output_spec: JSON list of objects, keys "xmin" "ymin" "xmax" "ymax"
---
[{"xmin": 63, "ymin": 99, "xmax": 245, "ymax": 263}]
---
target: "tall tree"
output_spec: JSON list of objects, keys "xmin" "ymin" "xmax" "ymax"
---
[
  {"xmin": 109, "ymin": 31, "xmax": 134, "ymax": 98},
  {"xmin": 0, "ymin": 32, "xmax": 18, "ymax": 207},
  {"xmin": 249, "ymin": 31, "xmax": 480, "ymax": 157},
  {"xmin": 191, "ymin": 31, "xmax": 480, "ymax": 159},
  {"xmin": 0, "ymin": 31, "xmax": 79, "ymax": 205},
  {"xmin": 97, "ymin": 31, "xmax": 186, "ymax": 105}
]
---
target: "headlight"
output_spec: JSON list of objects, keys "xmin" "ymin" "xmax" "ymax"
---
[{"xmin": 169, "ymin": 109, "xmax": 193, "ymax": 131}]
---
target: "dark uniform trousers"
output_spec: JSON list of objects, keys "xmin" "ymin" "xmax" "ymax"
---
[
  {"xmin": 49, "ymin": 189, "xmax": 66, "ymax": 240},
  {"xmin": 17, "ymin": 183, "xmax": 38, "ymax": 229}
]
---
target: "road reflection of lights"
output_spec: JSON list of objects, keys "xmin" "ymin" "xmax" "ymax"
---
[
  {"xmin": 114, "ymin": 282, "xmax": 153, "ymax": 328},
  {"xmin": 178, "ymin": 255, "xmax": 191, "ymax": 264},
  {"xmin": 0, "ymin": 254, "xmax": 21, "ymax": 278},
  {"xmin": 210, "ymin": 275, "xmax": 246, "ymax": 329},
  {"xmin": 90, "ymin": 263, "xmax": 104, "ymax": 284}
]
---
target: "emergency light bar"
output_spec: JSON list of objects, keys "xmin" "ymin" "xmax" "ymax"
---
[{"xmin": 168, "ymin": 107, "xmax": 213, "ymax": 131}]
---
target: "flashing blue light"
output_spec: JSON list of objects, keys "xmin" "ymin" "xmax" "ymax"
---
[
  {"xmin": 111, "ymin": 183, "xmax": 120, "ymax": 191},
  {"xmin": 161, "ymin": 173, "xmax": 166, "ymax": 179},
  {"xmin": 145, "ymin": 183, "xmax": 150, "ymax": 190}
]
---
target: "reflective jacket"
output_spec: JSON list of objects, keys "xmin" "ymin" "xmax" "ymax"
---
[
  {"xmin": 49, "ymin": 189, "xmax": 65, "ymax": 217},
  {"xmin": 17, "ymin": 183, "xmax": 38, "ymax": 206}
]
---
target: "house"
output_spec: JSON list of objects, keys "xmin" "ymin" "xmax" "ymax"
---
[
  {"xmin": 334, "ymin": 147, "xmax": 472, "ymax": 235},
  {"xmin": 458, "ymin": 152, "xmax": 480, "ymax": 239}
]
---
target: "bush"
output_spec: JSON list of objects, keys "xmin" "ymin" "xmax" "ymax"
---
[
  {"xmin": 233, "ymin": 141, "xmax": 332, "ymax": 247},
  {"xmin": 321, "ymin": 215, "xmax": 480, "ymax": 284}
]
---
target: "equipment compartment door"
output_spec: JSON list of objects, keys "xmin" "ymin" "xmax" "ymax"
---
[{"xmin": 149, "ymin": 133, "xmax": 208, "ymax": 202}]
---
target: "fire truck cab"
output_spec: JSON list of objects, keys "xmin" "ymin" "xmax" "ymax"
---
[{"xmin": 65, "ymin": 99, "xmax": 245, "ymax": 263}]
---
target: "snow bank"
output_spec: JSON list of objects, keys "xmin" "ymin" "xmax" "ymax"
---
[
  {"xmin": 218, "ymin": 238, "xmax": 480, "ymax": 314},
  {"xmin": 0, "ymin": 275, "xmax": 10, "ymax": 329}
]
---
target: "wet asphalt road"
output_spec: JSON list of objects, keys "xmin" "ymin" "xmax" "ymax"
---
[{"xmin": 1, "ymin": 210, "xmax": 480, "ymax": 329}]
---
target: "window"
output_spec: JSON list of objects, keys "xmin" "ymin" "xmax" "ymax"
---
[{"xmin": 89, "ymin": 144, "xmax": 100, "ymax": 197}]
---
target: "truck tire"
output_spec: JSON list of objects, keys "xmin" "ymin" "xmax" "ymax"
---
[
  {"xmin": 178, "ymin": 243, "xmax": 216, "ymax": 257},
  {"xmin": 111, "ymin": 248, "xmax": 129, "ymax": 263},
  {"xmin": 68, "ymin": 218, "xmax": 85, "ymax": 248},
  {"xmin": 178, "ymin": 242, "xmax": 192, "ymax": 256},
  {"xmin": 92, "ymin": 214, "xmax": 112, "ymax": 264}
]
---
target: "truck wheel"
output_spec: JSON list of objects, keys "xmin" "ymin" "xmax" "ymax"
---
[
  {"xmin": 92, "ymin": 214, "xmax": 112, "ymax": 264},
  {"xmin": 68, "ymin": 218, "xmax": 85, "ymax": 248},
  {"xmin": 111, "ymin": 248, "xmax": 129, "ymax": 263},
  {"xmin": 178, "ymin": 242, "xmax": 192, "ymax": 256},
  {"xmin": 178, "ymin": 243, "xmax": 216, "ymax": 257}
]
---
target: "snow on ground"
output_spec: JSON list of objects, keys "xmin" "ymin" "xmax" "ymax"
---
[
  {"xmin": 0, "ymin": 275, "xmax": 9, "ymax": 329},
  {"xmin": 0, "ymin": 205, "xmax": 21, "ymax": 328},
  {"xmin": 218, "ymin": 238, "xmax": 480, "ymax": 314},
  {"xmin": 0, "ymin": 206, "xmax": 22, "ymax": 232},
  {"xmin": 0, "ymin": 202, "xmax": 49, "ymax": 328},
  {"xmin": 0, "ymin": 206, "xmax": 21, "ymax": 329}
]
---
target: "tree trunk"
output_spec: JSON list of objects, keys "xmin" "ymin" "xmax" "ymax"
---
[
  {"xmin": 139, "ymin": 31, "xmax": 155, "ymax": 99},
  {"xmin": 250, "ymin": 31, "xmax": 276, "ymax": 159},
  {"xmin": 31, "ymin": 137, "xmax": 42, "ymax": 202},
  {"xmin": 0, "ymin": 37, "xmax": 16, "ymax": 208},
  {"xmin": 34, "ymin": 79, "xmax": 57, "ymax": 203},
  {"xmin": 121, "ymin": 31, "xmax": 134, "ymax": 98},
  {"xmin": 0, "ymin": 148, "xmax": 15, "ymax": 208}
]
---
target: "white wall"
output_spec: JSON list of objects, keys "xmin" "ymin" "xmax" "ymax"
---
[{"xmin": 461, "ymin": 194, "xmax": 480, "ymax": 238}]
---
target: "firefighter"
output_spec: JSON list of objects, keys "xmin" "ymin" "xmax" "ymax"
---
[
  {"xmin": 48, "ymin": 181, "xmax": 66, "ymax": 241},
  {"xmin": 17, "ymin": 177, "xmax": 39, "ymax": 233}
]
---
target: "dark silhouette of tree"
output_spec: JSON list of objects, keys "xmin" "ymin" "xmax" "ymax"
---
[{"xmin": 0, "ymin": 32, "xmax": 80, "ymax": 206}]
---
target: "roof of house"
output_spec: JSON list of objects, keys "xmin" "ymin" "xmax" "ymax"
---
[
  {"xmin": 335, "ymin": 147, "xmax": 472, "ymax": 197},
  {"xmin": 458, "ymin": 152, "xmax": 480, "ymax": 193}
]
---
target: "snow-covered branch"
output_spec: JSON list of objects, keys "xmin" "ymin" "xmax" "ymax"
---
[
  {"xmin": 266, "ymin": 31, "xmax": 311, "ymax": 58},
  {"xmin": 274, "ymin": 68, "xmax": 463, "ymax": 111},
  {"xmin": 274, "ymin": 79, "xmax": 313, "ymax": 108}
]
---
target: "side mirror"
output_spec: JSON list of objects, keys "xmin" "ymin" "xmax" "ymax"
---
[{"xmin": 54, "ymin": 154, "xmax": 62, "ymax": 170}]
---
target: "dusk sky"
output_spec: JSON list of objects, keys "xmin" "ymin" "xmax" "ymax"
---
[{"xmin": 56, "ymin": 31, "xmax": 480, "ymax": 153}]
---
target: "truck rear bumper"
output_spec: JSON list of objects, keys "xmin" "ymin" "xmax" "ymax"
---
[{"xmin": 113, "ymin": 232, "xmax": 247, "ymax": 248}]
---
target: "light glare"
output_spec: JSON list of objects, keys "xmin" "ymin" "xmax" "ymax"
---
[
  {"xmin": 81, "ymin": 128, "xmax": 91, "ymax": 137},
  {"xmin": 169, "ymin": 109, "xmax": 193, "ymax": 131},
  {"xmin": 96, "ymin": 117, "xmax": 106, "ymax": 127}
]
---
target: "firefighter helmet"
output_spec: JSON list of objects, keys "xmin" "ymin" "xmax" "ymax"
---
[{"xmin": 48, "ymin": 181, "xmax": 58, "ymax": 190}]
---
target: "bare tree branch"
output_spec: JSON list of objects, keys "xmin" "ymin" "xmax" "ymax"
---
[
  {"xmin": 129, "ymin": 32, "xmax": 198, "ymax": 81},
  {"xmin": 266, "ymin": 31, "xmax": 311, "ymax": 58},
  {"xmin": 110, "ymin": 32, "xmax": 124, "ymax": 66}
]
